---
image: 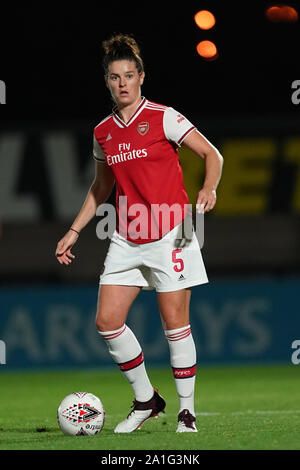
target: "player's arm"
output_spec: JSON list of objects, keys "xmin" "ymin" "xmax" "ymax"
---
[
  {"xmin": 182, "ymin": 129, "xmax": 223, "ymax": 213},
  {"xmin": 70, "ymin": 161, "xmax": 115, "ymax": 234},
  {"xmin": 55, "ymin": 162, "xmax": 115, "ymax": 265}
]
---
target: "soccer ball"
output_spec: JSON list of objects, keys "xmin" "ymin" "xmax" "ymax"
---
[{"xmin": 57, "ymin": 392, "xmax": 105, "ymax": 436}]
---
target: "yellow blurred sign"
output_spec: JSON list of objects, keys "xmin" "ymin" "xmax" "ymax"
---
[{"xmin": 179, "ymin": 137, "xmax": 300, "ymax": 215}]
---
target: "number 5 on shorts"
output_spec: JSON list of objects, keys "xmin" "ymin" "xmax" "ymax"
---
[{"xmin": 172, "ymin": 249, "xmax": 184, "ymax": 272}]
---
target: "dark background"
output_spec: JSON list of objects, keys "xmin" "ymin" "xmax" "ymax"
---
[
  {"xmin": 0, "ymin": 1, "xmax": 299, "ymax": 283},
  {"xmin": 1, "ymin": 1, "xmax": 299, "ymax": 121}
]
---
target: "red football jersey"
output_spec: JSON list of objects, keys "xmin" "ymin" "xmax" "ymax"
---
[{"xmin": 93, "ymin": 97, "xmax": 196, "ymax": 243}]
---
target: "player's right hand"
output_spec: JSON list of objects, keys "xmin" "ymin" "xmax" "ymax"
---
[{"xmin": 55, "ymin": 230, "xmax": 78, "ymax": 265}]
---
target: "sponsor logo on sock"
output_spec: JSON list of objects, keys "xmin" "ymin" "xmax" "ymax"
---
[{"xmin": 172, "ymin": 365, "xmax": 196, "ymax": 379}]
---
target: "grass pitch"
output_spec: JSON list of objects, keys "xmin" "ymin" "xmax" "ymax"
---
[{"xmin": 0, "ymin": 364, "xmax": 299, "ymax": 450}]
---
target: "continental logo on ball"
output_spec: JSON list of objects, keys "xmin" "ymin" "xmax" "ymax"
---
[{"xmin": 107, "ymin": 142, "xmax": 148, "ymax": 166}]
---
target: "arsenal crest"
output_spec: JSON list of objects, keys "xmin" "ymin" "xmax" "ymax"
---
[{"xmin": 137, "ymin": 122, "xmax": 149, "ymax": 136}]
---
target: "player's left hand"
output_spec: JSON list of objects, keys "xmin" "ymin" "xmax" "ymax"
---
[{"xmin": 196, "ymin": 187, "xmax": 217, "ymax": 213}]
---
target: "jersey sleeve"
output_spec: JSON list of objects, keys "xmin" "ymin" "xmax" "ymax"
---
[
  {"xmin": 163, "ymin": 107, "xmax": 196, "ymax": 147},
  {"xmin": 93, "ymin": 135, "xmax": 105, "ymax": 162}
]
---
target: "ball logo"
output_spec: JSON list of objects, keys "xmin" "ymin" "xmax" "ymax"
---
[
  {"xmin": 137, "ymin": 122, "xmax": 149, "ymax": 136},
  {"xmin": 61, "ymin": 403, "xmax": 101, "ymax": 424}
]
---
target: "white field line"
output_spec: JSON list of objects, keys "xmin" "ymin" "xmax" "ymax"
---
[
  {"xmin": 197, "ymin": 410, "xmax": 300, "ymax": 416},
  {"xmin": 111, "ymin": 410, "xmax": 300, "ymax": 418}
]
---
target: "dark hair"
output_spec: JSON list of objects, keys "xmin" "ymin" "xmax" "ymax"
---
[{"xmin": 102, "ymin": 34, "xmax": 144, "ymax": 76}]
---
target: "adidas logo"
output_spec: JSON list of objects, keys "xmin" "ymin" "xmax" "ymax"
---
[
  {"xmin": 106, "ymin": 133, "xmax": 112, "ymax": 141},
  {"xmin": 178, "ymin": 274, "xmax": 185, "ymax": 281}
]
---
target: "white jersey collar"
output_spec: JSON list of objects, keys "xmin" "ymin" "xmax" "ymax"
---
[{"xmin": 112, "ymin": 97, "xmax": 147, "ymax": 128}]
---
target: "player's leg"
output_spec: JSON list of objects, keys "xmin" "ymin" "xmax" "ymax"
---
[
  {"xmin": 96, "ymin": 284, "xmax": 154, "ymax": 401},
  {"xmin": 158, "ymin": 287, "xmax": 191, "ymax": 331},
  {"xmin": 96, "ymin": 284, "xmax": 140, "ymax": 332},
  {"xmin": 157, "ymin": 288, "xmax": 197, "ymax": 432},
  {"xmin": 96, "ymin": 284, "xmax": 165, "ymax": 433}
]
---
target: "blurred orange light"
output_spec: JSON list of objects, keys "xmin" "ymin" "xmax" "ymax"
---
[
  {"xmin": 281, "ymin": 5, "xmax": 298, "ymax": 22},
  {"xmin": 194, "ymin": 10, "xmax": 216, "ymax": 30},
  {"xmin": 196, "ymin": 40, "xmax": 218, "ymax": 60},
  {"xmin": 266, "ymin": 6, "xmax": 281, "ymax": 22},
  {"xmin": 266, "ymin": 5, "xmax": 298, "ymax": 22}
]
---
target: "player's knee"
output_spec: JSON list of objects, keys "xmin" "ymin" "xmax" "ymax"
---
[
  {"xmin": 95, "ymin": 314, "xmax": 108, "ymax": 332},
  {"xmin": 95, "ymin": 313, "xmax": 123, "ymax": 333},
  {"xmin": 162, "ymin": 312, "xmax": 189, "ymax": 331}
]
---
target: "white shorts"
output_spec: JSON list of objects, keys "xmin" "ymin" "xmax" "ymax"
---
[{"xmin": 99, "ymin": 221, "xmax": 208, "ymax": 292}]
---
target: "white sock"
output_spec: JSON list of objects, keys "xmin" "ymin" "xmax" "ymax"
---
[
  {"xmin": 98, "ymin": 324, "xmax": 154, "ymax": 402},
  {"xmin": 164, "ymin": 325, "xmax": 196, "ymax": 416}
]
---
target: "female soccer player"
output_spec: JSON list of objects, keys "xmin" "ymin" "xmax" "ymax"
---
[{"xmin": 55, "ymin": 34, "xmax": 223, "ymax": 433}]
